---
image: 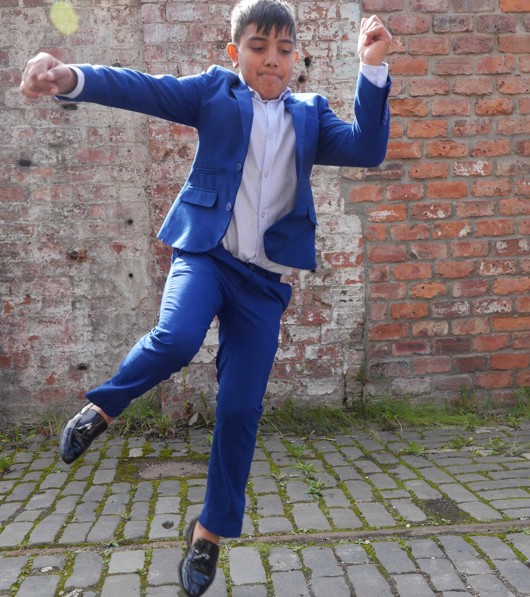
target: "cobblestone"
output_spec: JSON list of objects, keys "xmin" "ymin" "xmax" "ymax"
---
[{"xmin": 2, "ymin": 424, "xmax": 530, "ymax": 595}]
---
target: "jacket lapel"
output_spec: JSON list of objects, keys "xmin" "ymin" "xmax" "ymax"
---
[
  {"xmin": 232, "ymin": 83, "xmax": 253, "ymax": 147},
  {"xmin": 284, "ymin": 96, "xmax": 306, "ymax": 173}
]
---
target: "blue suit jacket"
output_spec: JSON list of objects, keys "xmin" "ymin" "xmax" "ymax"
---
[{"xmin": 71, "ymin": 65, "xmax": 391, "ymax": 270}]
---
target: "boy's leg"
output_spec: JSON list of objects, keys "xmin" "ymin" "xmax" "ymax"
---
[
  {"xmin": 60, "ymin": 252, "xmax": 224, "ymax": 463},
  {"xmin": 200, "ymin": 266, "xmax": 292, "ymax": 538}
]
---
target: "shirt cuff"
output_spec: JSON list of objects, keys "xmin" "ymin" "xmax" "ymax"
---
[
  {"xmin": 56, "ymin": 65, "xmax": 85, "ymax": 99},
  {"xmin": 359, "ymin": 62, "xmax": 389, "ymax": 88}
]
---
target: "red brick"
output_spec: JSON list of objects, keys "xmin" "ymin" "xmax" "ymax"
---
[
  {"xmin": 515, "ymin": 179, "xmax": 530, "ymax": 196},
  {"xmin": 414, "ymin": 356, "xmax": 452, "ymax": 374},
  {"xmin": 368, "ymin": 244, "xmax": 407, "ymax": 263},
  {"xmin": 455, "ymin": 355, "xmax": 489, "ymax": 372},
  {"xmin": 409, "ymin": 162, "xmax": 449, "ymax": 179},
  {"xmin": 493, "ymin": 277, "xmax": 530, "ymax": 295},
  {"xmin": 432, "ymin": 98, "xmax": 471, "ymax": 116},
  {"xmin": 407, "ymin": 120, "xmax": 448, "ymax": 138},
  {"xmin": 478, "ymin": 259, "xmax": 516, "ymax": 276},
  {"xmin": 432, "ymin": 57, "xmax": 474, "ymax": 75},
  {"xmin": 452, "ymin": 317, "xmax": 490, "ymax": 336},
  {"xmin": 410, "ymin": 282, "xmax": 446, "ymax": 299},
  {"xmin": 451, "ymin": 240, "xmax": 490, "ymax": 258},
  {"xmin": 409, "ymin": 79, "xmax": 450, "ymax": 97},
  {"xmin": 369, "ymin": 322, "xmax": 408, "ymax": 341},
  {"xmin": 519, "ymin": 218, "xmax": 530, "ymax": 235},
  {"xmin": 410, "ymin": 242, "xmax": 448, "ymax": 260},
  {"xmin": 492, "ymin": 353, "xmax": 530, "ymax": 370},
  {"xmin": 454, "ymin": 35, "xmax": 494, "ymax": 54},
  {"xmin": 476, "ymin": 55, "xmax": 517, "ymax": 74},
  {"xmin": 499, "ymin": 198, "xmax": 530, "ymax": 215},
  {"xmin": 432, "ymin": 15, "xmax": 473, "ymax": 32},
  {"xmin": 471, "ymin": 139, "xmax": 511, "ymax": 157},
  {"xmin": 452, "ymin": 279, "xmax": 490, "ymax": 297},
  {"xmin": 432, "ymin": 300, "xmax": 470, "ymax": 318},
  {"xmin": 475, "ymin": 98, "xmax": 515, "ymax": 116},
  {"xmin": 433, "ymin": 221, "xmax": 472, "ymax": 239},
  {"xmin": 370, "ymin": 303, "xmax": 389, "ymax": 320},
  {"xmin": 497, "ymin": 117, "xmax": 530, "ymax": 135},
  {"xmin": 393, "ymin": 339, "xmax": 431, "ymax": 355},
  {"xmin": 477, "ymin": 15, "xmax": 517, "ymax": 33},
  {"xmin": 453, "ymin": 78, "xmax": 494, "ymax": 96},
  {"xmin": 390, "ymin": 98, "xmax": 429, "ymax": 117},
  {"xmin": 410, "ymin": 201, "xmax": 452, "ymax": 219},
  {"xmin": 393, "ymin": 262, "xmax": 433, "ymax": 280},
  {"xmin": 368, "ymin": 204, "xmax": 406, "ymax": 222},
  {"xmin": 410, "ymin": 0, "xmax": 449, "ymax": 11},
  {"xmin": 456, "ymin": 200, "xmax": 495, "ymax": 218},
  {"xmin": 452, "ymin": 119, "xmax": 492, "ymax": 137},
  {"xmin": 388, "ymin": 15, "xmax": 431, "ymax": 34},
  {"xmin": 390, "ymin": 121, "xmax": 406, "ymax": 138},
  {"xmin": 390, "ymin": 302, "xmax": 429, "ymax": 320},
  {"xmin": 476, "ymin": 371, "xmax": 513, "ymax": 389},
  {"xmin": 500, "ymin": 0, "xmax": 530, "ymax": 10},
  {"xmin": 322, "ymin": 252, "xmax": 362, "ymax": 268},
  {"xmin": 365, "ymin": 224, "xmax": 388, "ymax": 242},
  {"xmin": 369, "ymin": 265, "xmax": 390, "ymax": 282},
  {"xmin": 498, "ymin": 76, "xmax": 530, "ymax": 95},
  {"xmin": 363, "ymin": 0, "xmax": 405, "ymax": 11},
  {"xmin": 426, "ymin": 140, "xmax": 468, "ymax": 158},
  {"xmin": 347, "ymin": 183, "xmax": 384, "ymax": 203},
  {"xmin": 493, "ymin": 316, "xmax": 530, "ymax": 331},
  {"xmin": 386, "ymin": 141, "xmax": 423, "ymax": 160},
  {"xmin": 409, "ymin": 36, "xmax": 451, "ymax": 55},
  {"xmin": 436, "ymin": 261, "xmax": 475, "ymax": 279},
  {"xmin": 515, "ymin": 140, "xmax": 530, "ymax": 156},
  {"xmin": 499, "ymin": 34, "xmax": 530, "ymax": 53},
  {"xmin": 389, "ymin": 56, "xmax": 429, "ymax": 75},
  {"xmin": 433, "ymin": 337, "xmax": 472, "ymax": 354},
  {"xmin": 390, "ymin": 223, "xmax": 430, "ymax": 241},
  {"xmin": 412, "ymin": 321, "xmax": 449, "ymax": 337},
  {"xmin": 427, "ymin": 181, "xmax": 468, "ymax": 199},
  {"xmin": 513, "ymin": 332, "xmax": 530, "ymax": 349},
  {"xmin": 386, "ymin": 184, "xmax": 424, "ymax": 202},
  {"xmin": 453, "ymin": 160, "xmax": 494, "ymax": 177},
  {"xmin": 494, "ymin": 239, "xmax": 530, "ymax": 256},
  {"xmin": 472, "ymin": 334, "xmax": 510, "ymax": 352},
  {"xmin": 472, "ymin": 179, "xmax": 511, "ymax": 198},
  {"xmin": 476, "ymin": 219, "xmax": 515, "ymax": 237},
  {"xmin": 516, "ymin": 296, "xmax": 530, "ymax": 313}
]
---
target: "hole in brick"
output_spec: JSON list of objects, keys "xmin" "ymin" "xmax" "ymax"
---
[
  {"xmin": 128, "ymin": 273, "xmax": 134, "ymax": 278},
  {"xmin": 297, "ymin": 74, "xmax": 307, "ymax": 83},
  {"xmin": 61, "ymin": 103, "xmax": 78, "ymax": 110},
  {"xmin": 304, "ymin": 56, "xmax": 312, "ymax": 67},
  {"xmin": 18, "ymin": 158, "xmax": 32, "ymax": 167},
  {"xmin": 77, "ymin": 363, "xmax": 88, "ymax": 370},
  {"xmin": 126, "ymin": 218, "xmax": 134, "ymax": 225}
]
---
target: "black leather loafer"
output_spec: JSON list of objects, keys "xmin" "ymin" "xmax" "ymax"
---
[
  {"xmin": 179, "ymin": 517, "xmax": 219, "ymax": 597},
  {"xmin": 59, "ymin": 403, "xmax": 108, "ymax": 464}
]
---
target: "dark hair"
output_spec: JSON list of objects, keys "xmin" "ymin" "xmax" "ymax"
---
[{"xmin": 231, "ymin": 0, "xmax": 296, "ymax": 44}]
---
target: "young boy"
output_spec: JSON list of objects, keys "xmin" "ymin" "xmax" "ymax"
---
[{"xmin": 21, "ymin": 1, "xmax": 391, "ymax": 594}]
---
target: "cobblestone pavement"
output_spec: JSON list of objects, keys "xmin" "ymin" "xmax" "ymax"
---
[{"xmin": 2, "ymin": 423, "xmax": 530, "ymax": 595}]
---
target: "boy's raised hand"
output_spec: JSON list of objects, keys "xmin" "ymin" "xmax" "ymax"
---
[
  {"xmin": 358, "ymin": 16, "xmax": 392, "ymax": 66},
  {"xmin": 20, "ymin": 52, "xmax": 77, "ymax": 98}
]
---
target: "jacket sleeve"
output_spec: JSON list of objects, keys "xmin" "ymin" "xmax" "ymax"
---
[
  {"xmin": 58, "ymin": 65, "xmax": 216, "ymax": 128},
  {"xmin": 315, "ymin": 72, "xmax": 391, "ymax": 168}
]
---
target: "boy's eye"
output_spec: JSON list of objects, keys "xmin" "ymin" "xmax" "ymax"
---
[{"xmin": 251, "ymin": 46, "xmax": 264, "ymax": 51}]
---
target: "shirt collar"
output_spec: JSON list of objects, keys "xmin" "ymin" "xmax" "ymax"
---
[{"xmin": 239, "ymin": 73, "xmax": 292, "ymax": 103}]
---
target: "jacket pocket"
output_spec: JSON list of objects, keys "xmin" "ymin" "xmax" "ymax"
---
[{"xmin": 179, "ymin": 186, "xmax": 218, "ymax": 208}]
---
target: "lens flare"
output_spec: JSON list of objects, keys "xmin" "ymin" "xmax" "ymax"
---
[{"xmin": 50, "ymin": 1, "xmax": 79, "ymax": 36}]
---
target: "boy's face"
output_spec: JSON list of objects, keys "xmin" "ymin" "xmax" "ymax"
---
[{"xmin": 227, "ymin": 24, "xmax": 298, "ymax": 100}]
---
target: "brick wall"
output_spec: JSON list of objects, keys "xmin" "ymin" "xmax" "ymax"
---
[
  {"xmin": 348, "ymin": 0, "xmax": 530, "ymax": 404},
  {"xmin": 1, "ymin": 0, "xmax": 529, "ymax": 424}
]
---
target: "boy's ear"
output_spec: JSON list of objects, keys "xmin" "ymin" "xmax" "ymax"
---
[
  {"xmin": 226, "ymin": 43, "xmax": 239, "ymax": 67},
  {"xmin": 294, "ymin": 49, "xmax": 299, "ymax": 63}
]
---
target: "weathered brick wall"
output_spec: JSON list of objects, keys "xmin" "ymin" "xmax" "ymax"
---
[
  {"xmin": 348, "ymin": 0, "xmax": 530, "ymax": 404},
  {"xmin": 1, "ymin": 0, "xmax": 529, "ymax": 424}
]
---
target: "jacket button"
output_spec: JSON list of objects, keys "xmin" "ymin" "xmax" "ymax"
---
[
  {"xmin": 236, "ymin": 163, "xmax": 242, "ymax": 171},
  {"xmin": 226, "ymin": 202, "xmax": 232, "ymax": 211}
]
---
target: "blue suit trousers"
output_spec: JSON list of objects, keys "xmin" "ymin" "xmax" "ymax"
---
[{"xmin": 87, "ymin": 246, "xmax": 292, "ymax": 537}]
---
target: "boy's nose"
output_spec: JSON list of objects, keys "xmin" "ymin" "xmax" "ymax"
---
[{"xmin": 264, "ymin": 52, "xmax": 279, "ymax": 67}]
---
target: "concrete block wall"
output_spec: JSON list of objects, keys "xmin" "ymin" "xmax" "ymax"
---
[{"xmin": 1, "ymin": 0, "xmax": 529, "ymax": 423}]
